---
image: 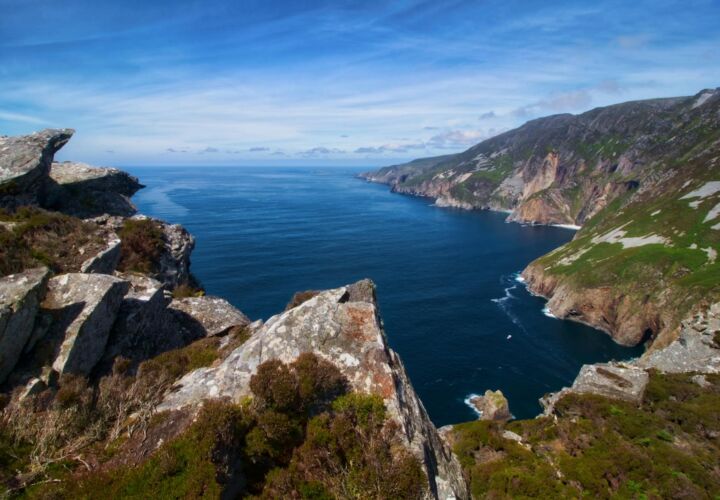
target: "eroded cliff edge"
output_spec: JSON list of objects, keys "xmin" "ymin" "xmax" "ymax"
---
[
  {"xmin": 0, "ymin": 130, "xmax": 467, "ymax": 498},
  {"xmin": 361, "ymin": 88, "xmax": 720, "ymax": 349}
]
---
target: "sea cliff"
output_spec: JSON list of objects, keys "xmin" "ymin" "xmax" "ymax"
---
[
  {"xmin": 361, "ymin": 88, "xmax": 720, "ymax": 349},
  {"xmin": 0, "ymin": 129, "xmax": 467, "ymax": 499}
]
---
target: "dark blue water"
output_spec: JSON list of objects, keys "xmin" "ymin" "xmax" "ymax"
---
[{"xmin": 127, "ymin": 166, "xmax": 643, "ymax": 426}]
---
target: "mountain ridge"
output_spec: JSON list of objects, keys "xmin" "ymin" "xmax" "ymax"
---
[{"xmin": 360, "ymin": 87, "xmax": 720, "ymax": 348}]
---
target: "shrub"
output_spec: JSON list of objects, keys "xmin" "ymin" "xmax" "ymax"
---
[
  {"xmin": 0, "ymin": 207, "xmax": 103, "ymax": 275},
  {"xmin": 261, "ymin": 393, "xmax": 426, "ymax": 499},
  {"xmin": 30, "ymin": 401, "xmax": 251, "ymax": 499},
  {"xmin": 284, "ymin": 290, "xmax": 320, "ymax": 311},
  {"xmin": 117, "ymin": 218, "xmax": 165, "ymax": 274}
]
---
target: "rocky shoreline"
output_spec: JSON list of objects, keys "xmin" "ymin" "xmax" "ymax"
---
[{"xmin": 0, "ymin": 129, "xmax": 468, "ymax": 499}]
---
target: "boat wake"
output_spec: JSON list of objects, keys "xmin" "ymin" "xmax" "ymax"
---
[{"xmin": 491, "ymin": 273, "xmax": 527, "ymax": 332}]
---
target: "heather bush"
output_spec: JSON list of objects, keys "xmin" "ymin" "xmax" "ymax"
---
[{"xmin": 117, "ymin": 218, "xmax": 164, "ymax": 274}]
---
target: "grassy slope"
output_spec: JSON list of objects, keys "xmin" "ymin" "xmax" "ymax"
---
[
  {"xmin": 529, "ymin": 155, "xmax": 720, "ymax": 341},
  {"xmin": 452, "ymin": 372, "xmax": 720, "ymax": 499}
]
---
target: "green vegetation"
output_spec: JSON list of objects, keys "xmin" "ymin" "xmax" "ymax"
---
[
  {"xmin": 0, "ymin": 207, "xmax": 104, "ymax": 276},
  {"xmin": 574, "ymin": 135, "xmax": 630, "ymax": 165},
  {"xmin": 285, "ymin": 290, "xmax": 320, "ymax": 310},
  {"xmin": 453, "ymin": 372, "xmax": 720, "ymax": 499},
  {"xmin": 3, "ymin": 353, "xmax": 424, "ymax": 499},
  {"xmin": 530, "ymin": 160, "xmax": 720, "ymax": 337},
  {"xmin": 117, "ymin": 218, "xmax": 165, "ymax": 274}
]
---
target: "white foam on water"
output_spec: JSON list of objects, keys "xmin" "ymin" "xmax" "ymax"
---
[
  {"xmin": 464, "ymin": 394, "xmax": 483, "ymax": 418},
  {"xmin": 553, "ymin": 223, "xmax": 581, "ymax": 230},
  {"xmin": 542, "ymin": 306, "xmax": 558, "ymax": 319}
]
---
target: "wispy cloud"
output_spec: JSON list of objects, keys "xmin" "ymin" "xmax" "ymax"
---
[{"xmin": 0, "ymin": 0, "xmax": 718, "ymax": 166}]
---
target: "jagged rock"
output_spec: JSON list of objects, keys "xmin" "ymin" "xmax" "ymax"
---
[
  {"xmin": 157, "ymin": 220, "xmax": 195, "ymax": 288},
  {"xmin": 168, "ymin": 296, "xmax": 249, "ymax": 337},
  {"xmin": 80, "ymin": 232, "xmax": 121, "ymax": 274},
  {"xmin": 101, "ymin": 273, "xmax": 187, "ymax": 368},
  {"xmin": 0, "ymin": 267, "xmax": 50, "ymax": 383},
  {"xmin": 159, "ymin": 280, "xmax": 468, "ymax": 500},
  {"xmin": 468, "ymin": 390, "xmax": 511, "ymax": 421},
  {"xmin": 0, "ymin": 129, "xmax": 74, "ymax": 209},
  {"xmin": 121, "ymin": 216, "xmax": 195, "ymax": 289},
  {"xmin": 45, "ymin": 161, "xmax": 143, "ymax": 217},
  {"xmin": 542, "ymin": 363, "xmax": 649, "ymax": 415},
  {"xmin": 636, "ymin": 310, "xmax": 720, "ymax": 373},
  {"xmin": 40, "ymin": 273, "xmax": 130, "ymax": 376}
]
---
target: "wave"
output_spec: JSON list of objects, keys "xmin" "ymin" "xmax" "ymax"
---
[
  {"xmin": 463, "ymin": 393, "xmax": 483, "ymax": 418},
  {"xmin": 542, "ymin": 306, "xmax": 558, "ymax": 319},
  {"xmin": 491, "ymin": 273, "xmax": 527, "ymax": 332}
]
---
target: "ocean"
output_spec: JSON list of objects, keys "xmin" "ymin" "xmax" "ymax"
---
[{"xmin": 128, "ymin": 165, "xmax": 643, "ymax": 426}]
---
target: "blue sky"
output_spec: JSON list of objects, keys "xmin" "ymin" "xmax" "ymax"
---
[{"xmin": 1, "ymin": 0, "xmax": 719, "ymax": 166}]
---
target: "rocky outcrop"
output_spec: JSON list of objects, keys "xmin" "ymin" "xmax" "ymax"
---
[
  {"xmin": 0, "ymin": 129, "xmax": 74, "ymax": 209},
  {"xmin": 0, "ymin": 267, "xmax": 50, "ymax": 383},
  {"xmin": 80, "ymin": 232, "xmax": 122, "ymax": 274},
  {"xmin": 159, "ymin": 280, "xmax": 468, "ymax": 500},
  {"xmin": 100, "ymin": 272, "xmax": 185, "ymax": 368},
  {"xmin": 140, "ymin": 216, "xmax": 195, "ymax": 289},
  {"xmin": 541, "ymin": 363, "xmax": 649, "ymax": 415},
  {"xmin": 542, "ymin": 302, "xmax": 720, "ymax": 415},
  {"xmin": 168, "ymin": 296, "xmax": 249, "ymax": 337},
  {"xmin": 637, "ymin": 304, "xmax": 720, "ymax": 374},
  {"xmin": 39, "ymin": 273, "xmax": 130, "ymax": 376},
  {"xmin": 45, "ymin": 161, "xmax": 143, "ymax": 217},
  {"xmin": 468, "ymin": 390, "xmax": 511, "ymax": 421}
]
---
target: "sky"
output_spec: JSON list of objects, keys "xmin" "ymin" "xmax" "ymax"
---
[{"xmin": 1, "ymin": 0, "xmax": 719, "ymax": 166}]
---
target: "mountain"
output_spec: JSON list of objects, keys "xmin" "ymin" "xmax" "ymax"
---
[{"xmin": 361, "ymin": 88, "xmax": 720, "ymax": 348}]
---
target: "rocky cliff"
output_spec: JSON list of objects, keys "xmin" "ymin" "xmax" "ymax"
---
[
  {"xmin": 362, "ymin": 88, "xmax": 720, "ymax": 349},
  {"xmin": 0, "ymin": 130, "xmax": 468, "ymax": 498}
]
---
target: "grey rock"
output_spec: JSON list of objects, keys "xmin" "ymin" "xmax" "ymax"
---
[
  {"xmin": 101, "ymin": 272, "xmax": 184, "ymax": 368},
  {"xmin": 45, "ymin": 161, "xmax": 143, "ymax": 217},
  {"xmin": 542, "ymin": 363, "xmax": 648, "ymax": 415},
  {"xmin": 41, "ymin": 273, "xmax": 130, "ymax": 375},
  {"xmin": 157, "ymin": 220, "xmax": 195, "ymax": 288},
  {"xmin": 0, "ymin": 267, "xmax": 50, "ymax": 383},
  {"xmin": 125, "ymin": 216, "xmax": 195, "ymax": 289},
  {"xmin": 18, "ymin": 377, "xmax": 46, "ymax": 401},
  {"xmin": 692, "ymin": 374, "xmax": 710, "ymax": 388},
  {"xmin": 159, "ymin": 281, "xmax": 468, "ymax": 500},
  {"xmin": 80, "ymin": 233, "xmax": 121, "ymax": 274},
  {"xmin": 0, "ymin": 129, "xmax": 73, "ymax": 209},
  {"xmin": 168, "ymin": 296, "xmax": 249, "ymax": 337},
  {"xmin": 502, "ymin": 430, "xmax": 524, "ymax": 443},
  {"xmin": 636, "ymin": 308, "xmax": 720, "ymax": 374},
  {"xmin": 468, "ymin": 390, "xmax": 512, "ymax": 421}
]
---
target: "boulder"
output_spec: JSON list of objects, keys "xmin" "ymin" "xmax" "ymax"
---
[
  {"xmin": 45, "ymin": 161, "xmax": 143, "ymax": 217},
  {"xmin": 0, "ymin": 267, "xmax": 50, "ymax": 383},
  {"xmin": 541, "ymin": 363, "xmax": 649, "ymax": 415},
  {"xmin": 80, "ymin": 232, "xmax": 122, "ymax": 274},
  {"xmin": 168, "ymin": 296, "xmax": 249, "ymax": 337},
  {"xmin": 101, "ymin": 273, "xmax": 183, "ymax": 368},
  {"xmin": 40, "ymin": 273, "xmax": 130, "ymax": 376},
  {"xmin": 159, "ymin": 280, "xmax": 468, "ymax": 500},
  {"xmin": 468, "ymin": 390, "xmax": 512, "ymax": 421},
  {"xmin": 636, "ymin": 306, "xmax": 720, "ymax": 374},
  {"xmin": 0, "ymin": 129, "xmax": 74, "ymax": 209}
]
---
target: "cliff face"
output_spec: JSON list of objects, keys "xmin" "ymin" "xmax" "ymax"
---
[
  {"xmin": 362, "ymin": 88, "xmax": 720, "ymax": 349},
  {"xmin": 160, "ymin": 280, "xmax": 467, "ymax": 499},
  {"xmin": 0, "ymin": 130, "xmax": 468, "ymax": 498},
  {"xmin": 360, "ymin": 89, "xmax": 719, "ymax": 227}
]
